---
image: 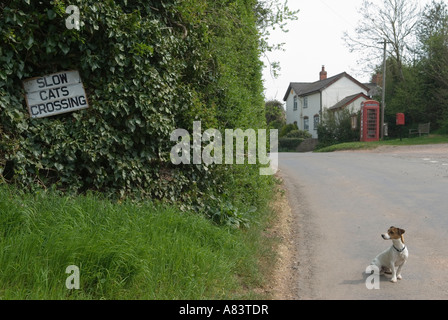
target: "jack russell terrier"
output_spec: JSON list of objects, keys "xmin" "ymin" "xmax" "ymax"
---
[{"xmin": 370, "ymin": 226, "xmax": 408, "ymax": 283}]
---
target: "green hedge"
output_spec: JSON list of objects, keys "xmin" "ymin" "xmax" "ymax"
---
[
  {"xmin": 279, "ymin": 138, "xmax": 304, "ymax": 151},
  {"xmin": 0, "ymin": 0, "xmax": 269, "ymax": 212}
]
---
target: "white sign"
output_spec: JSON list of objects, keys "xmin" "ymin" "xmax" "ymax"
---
[{"xmin": 23, "ymin": 70, "xmax": 89, "ymax": 119}]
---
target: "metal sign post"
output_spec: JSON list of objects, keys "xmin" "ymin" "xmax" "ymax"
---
[{"xmin": 381, "ymin": 40, "xmax": 387, "ymax": 140}]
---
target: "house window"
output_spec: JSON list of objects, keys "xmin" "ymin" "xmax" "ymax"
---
[
  {"xmin": 303, "ymin": 97, "xmax": 308, "ymax": 108},
  {"xmin": 304, "ymin": 117, "xmax": 309, "ymax": 131},
  {"xmin": 293, "ymin": 96, "xmax": 298, "ymax": 111},
  {"xmin": 314, "ymin": 115, "xmax": 320, "ymax": 130}
]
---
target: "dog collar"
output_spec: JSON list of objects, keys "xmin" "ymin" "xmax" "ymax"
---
[{"xmin": 393, "ymin": 245, "xmax": 406, "ymax": 253}]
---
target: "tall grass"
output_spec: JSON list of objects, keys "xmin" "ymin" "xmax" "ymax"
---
[{"xmin": 0, "ymin": 185, "xmax": 272, "ymax": 300}]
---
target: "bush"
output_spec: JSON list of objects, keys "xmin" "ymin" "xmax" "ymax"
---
[
  {"xmin": 286, "ymin": 129, "xmax": 312, "ymax": 139},
  {"xmin": 0, "ymin": 1, "xmax": 267, "ymax": 213},
  {"xmin": 279, "ymin": 123, "xmax": 298, "ymax": 137},
  {"xmin": 436, "ymin": 117, "xmax": 448, "ymax": 135},
  {"xmin": 317, "ymin": 108, "xmax": 359, "ymax": 149},
  {"xmin": 279, "ymin": 138, "xmax": 304, "ymax": 151},
  {"xmin": 268, "ymin": 119, "xmax": 285, "ymax": 130}
]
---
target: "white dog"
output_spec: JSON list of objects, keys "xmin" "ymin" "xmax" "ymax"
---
[{"xmin": 370, "ymin": 226, "xmax": 408, "ymax": 283}]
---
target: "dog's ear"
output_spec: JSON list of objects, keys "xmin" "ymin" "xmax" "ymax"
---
[{"xmin": 398, "ymin": 228, "xmax": 405, "ymax": 244}]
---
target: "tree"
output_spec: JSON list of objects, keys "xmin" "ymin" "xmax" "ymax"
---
[
  {"xmin": 265, "ymin": 99, "xmax": 285, "ymax": 129},
  {"xmin": 417, "ymin": 0, "xmax": 448, "ymax": 87},
  {"xmin": 343, "ymin": 0, "xmax": 420, "ymax": 81},
  {"xmin": 416, "ymin": 0, "xmax": 448, "ymax": 131},
  {"xmin": 255, "ymin": 0, "xmax": 299, "ymax": 53},
  {"xmin": 386, "ymin": 63, "xmax": 426, "ymax": 127},
  {"xmin": 256, "ymin": 0, "xmax": 299, "ymax": 79}
]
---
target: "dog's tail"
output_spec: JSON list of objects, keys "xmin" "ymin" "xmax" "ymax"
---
[{"xmin": 366, "ymin": 264, "xmax": 379, "ymax": 275}]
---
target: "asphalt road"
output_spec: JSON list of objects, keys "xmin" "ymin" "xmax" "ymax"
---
[{"xmin": 278, "ymin": 145, "xmax": 448, "ymax": 300}]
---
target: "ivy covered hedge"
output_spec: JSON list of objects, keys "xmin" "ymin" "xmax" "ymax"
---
[{"xmin": 0, "ymin": 0, "xmax": 283, "ymax": 215}]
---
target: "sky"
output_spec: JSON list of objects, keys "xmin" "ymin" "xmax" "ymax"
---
[{"xmin": 262, "ymin": 0, "xmax": 433, "ymax": 102}]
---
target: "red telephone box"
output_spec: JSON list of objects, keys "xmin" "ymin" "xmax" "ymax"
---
[{"xmin": 360, "ymin": 100, "xmax": 380, "ymax": 142}]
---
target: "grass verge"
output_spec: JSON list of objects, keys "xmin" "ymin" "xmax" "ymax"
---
[
  {"xmin": 315, "ymin": 135, "xmax": 448, "ymax": 153},
  {"xmin": 0, "ymin": 183, "xmax": 277, "ymax": 300}
]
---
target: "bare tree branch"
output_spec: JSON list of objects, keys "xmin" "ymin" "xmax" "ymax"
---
[{"xmin": 342, "ymin": 0, "xmax": 421, "ymax": 80}]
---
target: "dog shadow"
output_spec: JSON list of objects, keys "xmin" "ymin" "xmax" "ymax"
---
[{"xmin": 340, "ymin": 272, "xmax": 392, "ymax": 286}]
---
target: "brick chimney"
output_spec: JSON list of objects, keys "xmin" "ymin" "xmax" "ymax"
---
[
  {"xmin": 320, "ymin": 65, "xmax": 327, "ymax": 81},
  {"xmin": 371, "ymin": 73, "xmax": 383, "ymax": 86}
]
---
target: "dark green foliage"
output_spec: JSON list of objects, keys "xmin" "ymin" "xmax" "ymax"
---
[
  {"xmin": 279, "ymin": 123, "xmax": 298, "ymax": 137},
  {"xmin": 278, "ymin": 138, "xmax": 303, "ymax": 151},
  {"xmin": 0, "ymin": 0, "xmax": 280, "ymax": 218},
  {"xmin": 285, "ymin": 129, "xmax": 312, "ymax": 139},
  {"xmin": 380, "ymin": 1, "xmax": 448, "ymax": 136},
  {"xmin": 265, "ymin": 99, "xmax": 286, "ymax": 129},
  {"xmin": 316, "ymin": 109, "xmax": 359, "ymax": 149}
]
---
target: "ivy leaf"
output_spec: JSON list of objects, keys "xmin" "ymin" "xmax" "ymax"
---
[
  {"xmin": 47, "ymin": 9, "xmax": 56, "ymax": 20},
  {"xmin": 24, "ymin": 35, "xmax": 34, "ymax": 50},
  {"xmin": 58, "ymin": 43, "xmax": 70, "ymax": 55}
]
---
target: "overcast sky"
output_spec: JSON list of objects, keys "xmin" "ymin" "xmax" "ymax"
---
[{"xmin": 262, "ymin": 0, "xmax": 432, "ymax": 102}]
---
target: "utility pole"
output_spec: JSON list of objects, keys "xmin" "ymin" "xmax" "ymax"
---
[{"xmin": 380, "ymin": 40, "xmax": 387, "ymax": 140}]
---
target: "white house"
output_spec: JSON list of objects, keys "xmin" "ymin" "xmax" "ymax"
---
[
  {"xmin": 283, "ymin": 66, "xmax": 371, "ymax": 139},
  {"xmin": 328, "ymin": 92, "xmax": 371, "ymax": 114}
]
